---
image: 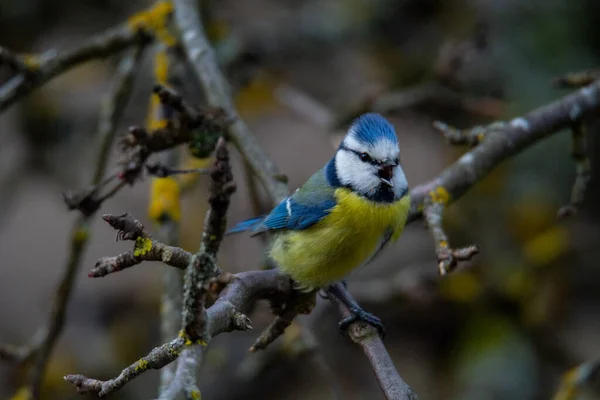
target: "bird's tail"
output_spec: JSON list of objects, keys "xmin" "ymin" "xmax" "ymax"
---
[{"xmin": 225, "ymin": 216, "xmax": 264, "ymax": 235}]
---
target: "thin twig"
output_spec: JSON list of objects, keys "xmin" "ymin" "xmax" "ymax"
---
[
  {"xmin": 555, "ymin": 69, "xmax": 600, "ymax": 88},
  {"xmin": 332, "ymin": 82, "xmax": 505, "ymax": 130},
  {"xmin": 409, "ymin": 79, "xmax": 600, "ymax": 273},
  {"xmin": 65, "ymin": 337, "xmax": 186, "ymax": 397},
  {"xmin": 558, "ymin": 121, "xmax": 591, "ymax": 218},
  {"xmin": 0, "ymin": 26, "xmax": 150, "ymax": 113},
  {"xmin": 552, "ymin": 358, "xmax": 600, "ymax": 400},
  {"xmin": 64, "ymin": 269, "xmax": 285, "ymax": 397},
  {"xmin": 88, "ymin": 213, "xmax": 192, "ymax": 277},
  {"xmin": 25, "ymin": 46, "xmax": 146, "ymax": 398}
]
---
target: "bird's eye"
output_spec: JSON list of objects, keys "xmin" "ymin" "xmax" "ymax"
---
[
  {"xmin": 359, "ymin": 153, "xmax": 372, "ymax": 162},
  {"xmin": 395, "ymin": 157, "xmax": 400, "ymax": 165}
]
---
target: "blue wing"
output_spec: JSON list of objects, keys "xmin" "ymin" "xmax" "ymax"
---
[{"xmin": 227, "ymin": 168, "xmax": 336, "ymax": 236}]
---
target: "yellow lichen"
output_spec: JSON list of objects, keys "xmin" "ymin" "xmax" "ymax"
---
[
  {"xmin": 429, "ymin": 186, "xmax": 451, "ymax": 205},
  {"xmin": 73, "ymin": 227, "xmax": 89, "ymax": 245},
  {"xmin": 154, "ymin": 50, "xmax": 169, "ymax": 84},
  {"xmin": 190, "ymin": 390, "xmax": 202, "ymax": 400},
  {"xmin": 21, "ymin": 54, "xmax": 40, "ymax": 71},
  {"xmin": 439, "ymin": 271, "xmax": 481, "ymax": 303},
  {"xmin": 135, "ymin": 359, "xmax": 149, "ymax": 371},
  {"xmin": 523, "ymin": 226, "xmax": 568, "ymax": 267},
  {"xmin": 127, "ymin": 1, "xmax": 176, "ymax": 46},
  {"xmin": 439, "ymin": 240, "xmax": 448, "ymax": 249},
  {"xmin": 553, "ymin": 368, "xmax": 580, "ymax": 400},
  {"xmin": 148, "ymin": 177, "xmax": 181, "ymax": 222},
  {"xmin": 146, "ymin": 50, "xmax": 171, "ymax": 131},
  {"xmin": 133, "ymin": 237, "xmax": 153, "ymax": 257},
  {"xmin": 10, "ymin": 387, "xmax": 31, "ymax": 400}
]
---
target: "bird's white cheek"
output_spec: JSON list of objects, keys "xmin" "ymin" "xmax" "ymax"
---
[
  {"xmin": 392, "ymin": 167, "xmax": 408, "ymax": 196},
  {"xmin": 335, "ymin": 152, "xmax": 379, "ymax": 193}
]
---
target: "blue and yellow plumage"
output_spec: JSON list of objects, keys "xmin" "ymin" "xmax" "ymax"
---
[{"xmin": 228, "ymin": 113, "xmax": 410, "ymax": 293}]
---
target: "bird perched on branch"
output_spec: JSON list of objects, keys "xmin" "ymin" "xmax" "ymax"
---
[{"xmin": 228, "ymin": 113, "xmax": 410, "ymax": 336}]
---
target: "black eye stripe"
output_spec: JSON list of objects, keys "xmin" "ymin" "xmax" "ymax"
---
[{"xmin": 340, "ymin": 145, "xmax": 380, "ymax": 165}]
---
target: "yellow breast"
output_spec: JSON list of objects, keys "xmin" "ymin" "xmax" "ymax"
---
[{"xmin": 270, "ymin": 188, "xmax": 411, "ymax": 290}]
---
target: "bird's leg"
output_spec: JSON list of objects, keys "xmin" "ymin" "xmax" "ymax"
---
[{"xmin": 326, "ymin": 282, "xmax": 385, "ymax": 339}]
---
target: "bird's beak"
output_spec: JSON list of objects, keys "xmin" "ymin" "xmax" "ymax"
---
[{"xmin": 378, "ymin": 160, "xmax": 396, "ymax": 187}]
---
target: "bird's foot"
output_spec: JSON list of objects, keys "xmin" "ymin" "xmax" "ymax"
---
[
  {"xmin": 339, "ymin": 306, "xmax": 385, "ymax": 339},
  {"xmin": 319, "ymin": 280, "xmax": 347, "ymax": 300}
]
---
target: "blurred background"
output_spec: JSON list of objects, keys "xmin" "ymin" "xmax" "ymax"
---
[{"xmin": 2, "ymin": 0, "xmax": 600, "ymax": 399}]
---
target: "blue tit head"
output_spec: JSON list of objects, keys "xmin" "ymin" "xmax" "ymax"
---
[{"xmin": 332, "ymin": 113, "xmax": 408, "ymax": 202}]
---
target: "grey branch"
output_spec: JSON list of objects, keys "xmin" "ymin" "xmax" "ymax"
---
[
  {"xmin": 0, "ymin": 25, "xmax": 150, "ymax": 113},
  {"xmin": 65, "ymin": 337, "xmax": 185, "ymax": 397},
  {"xmin": 328, "ymin": 284, "xmax": 418, "ymax": 400},
  {"xmin": 23, "ymin": 47, "xmax": 146, "ymax": 399},
  {"xmin": 409, "ymin": 79, "xmax": 600, "ymax": 273},
  {"xmin": 64, "ymin": 269, "xmax": 287, "ymax": 397},
  {"xmin": 558, "ymin": 121, "xmax": 591, "ymax": 218},
  {"xmin": 173, "ymin": 0, "xmax": 289, "ymax": 203}
]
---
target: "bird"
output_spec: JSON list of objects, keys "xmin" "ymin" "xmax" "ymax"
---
[{"xmin": 227, "ymin": 113, "xmax": 410, "ymax": 336}]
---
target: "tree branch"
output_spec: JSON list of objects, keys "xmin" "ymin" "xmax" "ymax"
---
[
  {"xmin": 88, "ymin": 213, "xmax": 193, "ymax": 277},
  {"xmin": 9, "ymin": 46, "xmax": 145, "ymax": 399},
  {"xmin": 0, "ymin": 25, "xmax": 150, "ymax": 113},
  {"xmin": 173, "ymin": 0, "xmax": 289, "ymax": 203},
  {"xmin": 408, "ymin": 80, "xmax": 600, "ymax": 272}
]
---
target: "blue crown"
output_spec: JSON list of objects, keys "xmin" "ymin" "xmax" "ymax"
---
[{"xmin": 349, "ymin": 113, "xmax": 398, "ymax": 146}]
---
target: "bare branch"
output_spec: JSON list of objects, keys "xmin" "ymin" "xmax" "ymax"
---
[
  {"xmin": 558, "ymin": 121, "xmax": 591, "ymax": 218},
  {"xmin": 23, "ymin": 46, "xmax": 146, "ymax": 398},
  {"xmin": 408, "ymin": 80, "xmax": 600, "ymax": 273},
  {"xmin": 0, "ymin": 26, "xmax": 150, "ymax": 113},
  {"xmin": 552, "ymin": 358, "xmax": 600, "ymax": 400},
  {"xmin": 327, "ymin": 283, "xmax": 418, "ymax": 400},
  {"xmin": 423, "ymin": 193, "xmax": 479, "ymax": 275},
  {"xmin": 249, "ymin": 291, "xmax": 316, "ymax": 352},
  {"xmin": 173, "ymin": 0, "xmax": 289, "ymax": 203},
  {"xmin": 88, "ymin": 214, "xmax": 192, "ymax": 277},
  {"xmin": 432, "ymin": 120, "xmax": 508, "ymax": 147},
  {"xmin": 146, "ymin": 162, "xmax": 211, "ymax": 177},
  {"xmin": 65, "ymin": 337, "xmax": 185, "ymax": 397},
  {"xmin": 0, "ymin": 343, "xmax": 31, "ymax": 363},
  {"xmin": 332, "ymin": 82, "xmax": 505, "ymax": 131},
  {"xmin": 65, "ymin": 269, "xmax": 286, "ymax": 397},
  {"xmin": 555, "ymin": 69, "xmax": 600, "ymax": 88}
]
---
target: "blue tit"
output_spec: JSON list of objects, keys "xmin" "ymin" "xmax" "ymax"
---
[{"xmin": 228, "ymin": 113, "xmax": 410, "ymax": 333}]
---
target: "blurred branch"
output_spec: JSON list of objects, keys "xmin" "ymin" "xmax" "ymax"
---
[
  {"xmin": 148, "ymin": 44, "xmax": 187, "ymax": 394},
  {"xmin": 64, "ymin": 84, "xmax": 229, "ymax": 216},
  {"xmin": 274, "ymin": 83, "xmax": 336, "ymax": 128},
  {"xmin": 558, "ymin": 121, "xmax": 591, "ymax": 218},
  {"xmin": 553, "ymin": 358, "xmax": 600, "ymax": 400},
  {"xmin": 555, "ymin": 69, "xmax": 600, "ymax": 88},
  {"xmin": 147, "ymin": 162, "xmax": 211, "ymax": 177},
  {"xmin": 0, "ymin": 25, "xmax": 150, "ymax": 113},
  {"xmin": 332, "ymin": 82, "xmax": 505, "ymax": 130},
  {"xmin": 407, "ymin": 79, "xmax": 600, "ymax": 273},
  {"xmin": 12, "ymin": 46, "xmax": 146, "ymax": 399},
  {"xmin": 65, "ymin": 267, "xmax": 289, "ymax": 397},
  {"xmin": 173, "ymin": 0, "xmax": 289, "ymax": 203}
]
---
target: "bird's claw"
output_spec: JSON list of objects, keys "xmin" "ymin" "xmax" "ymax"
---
[{"xmin": 338, "ymin": 307, "xmax": 385, "ymax": 339}]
